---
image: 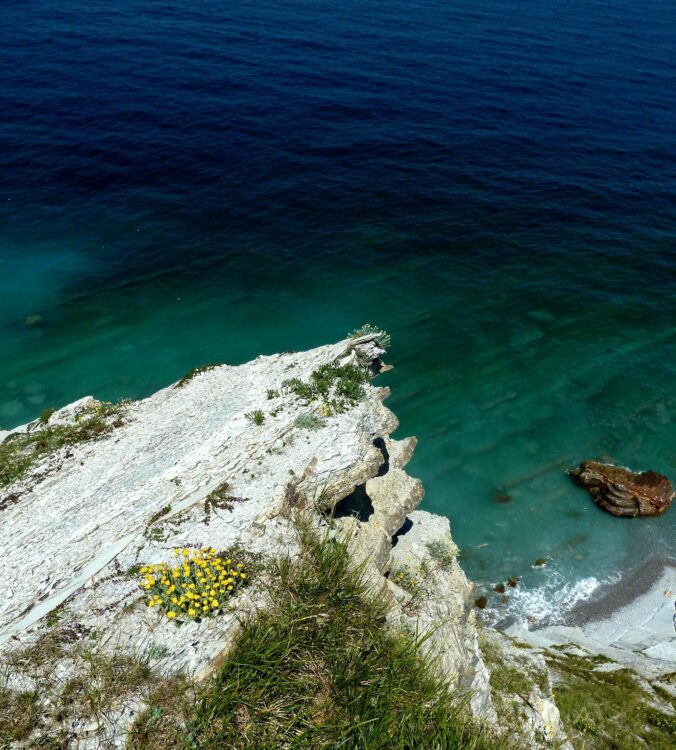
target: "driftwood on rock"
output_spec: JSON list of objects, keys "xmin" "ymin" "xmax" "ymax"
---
[{"xmin": 568, "ymin": 460, "xmax": 674, "ymax": 517}]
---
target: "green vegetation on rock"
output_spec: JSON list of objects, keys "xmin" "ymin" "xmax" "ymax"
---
[
  {"xmin": 130, "ymin": 523, "xmax": 503, "ymax": 750},
  {"xmin": 0, "ymin": 628, "xmax": 156, "ymax": 748},
  {"xmin": 174, "ymin": 364, "xmax": 220, "ymax": 389},
  {"xmin": 0, "ymin": 400, "xmax": 128, "ymax": 490},
  {"xmin": 546, "ymin": 651, "xmax": 676, "ymax": 750},
  {"xmin": 283, "ymin": 362, "xmax": 370, "ymax": 417},
  {"xmin": 347, "ymin": 323, "xmax": 391, "ymax": 351}
]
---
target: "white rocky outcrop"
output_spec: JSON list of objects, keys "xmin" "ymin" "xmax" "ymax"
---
[{"xmin": 2, "ymin": 336, "xmax": 637, "ymax": 749}]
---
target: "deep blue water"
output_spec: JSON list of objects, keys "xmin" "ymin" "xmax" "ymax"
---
[{"xmin": 1, "ymin": 0, "xmax": 675, "ymax": 624}]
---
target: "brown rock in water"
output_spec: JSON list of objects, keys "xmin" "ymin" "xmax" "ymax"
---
[{"xmin": 568, "ymin": 461, "xmax": 674, "ymax": 517}]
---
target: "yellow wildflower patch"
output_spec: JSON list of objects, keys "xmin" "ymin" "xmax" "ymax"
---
[{"xmin": 138, "ymin": 546, "xmax": 248, "ymax": 622}]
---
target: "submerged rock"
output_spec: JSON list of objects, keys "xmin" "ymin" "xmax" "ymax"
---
[{"xmin": 568, "ymin": 460, "xmax": 674, "ymax": 517}]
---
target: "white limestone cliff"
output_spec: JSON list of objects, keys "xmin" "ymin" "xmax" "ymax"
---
[{"xmin": 0, "ymin": 336, "xmax": 577, "ymax": 748}]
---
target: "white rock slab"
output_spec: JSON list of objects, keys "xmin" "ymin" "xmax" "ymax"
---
[{"xmin": 0, "ymin": 337, "xmax": 392, "ymax": 651}]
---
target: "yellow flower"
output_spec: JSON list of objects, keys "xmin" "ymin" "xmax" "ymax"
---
[
  {"xmin": 167, "ymin": 611, "xmax": 177, "ymax": 619},
  {"xmin": 237, "ymin": 563, "xmax": 243, "ymax": 568},
  {"xmin": 183, "ymin": 548, "xmax": 189, "ymax": 557},
  {"xmin": 211, "ymin": 599, "xmax": 219, "ymax": 607},
  {"xmin": 172, "ymin": 569, "xmax": 180, "ymax": 578},
  {"xmin": 188, "ymin": 608, "xmax": 196, "ymax": 617},
  {"xmin": 147, "ymin": 600, "xmax": 155, "ymax": 607},
  {"xmin": 140, "ymin": 566, "xmax": 148, "ymax": 574},
  {"xmin": 173, "ymin": 548, "xmax": 180, "ymax": 556},
  {"xmin": 240, "ymin": 573, "xmax": 246, "ymax": 579}
]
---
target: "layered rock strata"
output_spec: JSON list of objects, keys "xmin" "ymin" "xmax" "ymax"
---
[{"xmin": 569, "ymin": 460, "xmax": 673, "ymax": 517}]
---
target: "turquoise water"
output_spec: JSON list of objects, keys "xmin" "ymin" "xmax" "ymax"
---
[{"xmin": 1, "ymin": 0, "xmax": 675, "ymax": 624}]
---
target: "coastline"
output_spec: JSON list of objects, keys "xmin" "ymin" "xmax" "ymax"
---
[
  {"xmin": 567, "ymin": 555, "xmax": 675, "ymax": 628},
  {"xmin": 505, "ymin": 555, "xmax": 676, "ymax": 678}
]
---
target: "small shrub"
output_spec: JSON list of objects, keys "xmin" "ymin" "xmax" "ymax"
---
[
  {"xmin": 426, "ymin": 540, "xmax": 457, "ymax": 571},
  {"xmin": 334, "ymin": 376, "xmax": 365, "ymax": 401},
  {"xmin": 283, "ymin": 377, "xmax": 315, "ymax": 402},
  {"xmin": 245, "ymin": 409, "xmax": 265, "ymax": 426},
  {"xmin": 391, "ymin": 564, "xmax": 421, "ymax": 598},
  {"xmin": 203, "ymin": 481, "xmax": 234, "ymax": 521},
  {"xmin": 284, "ymin": 362, "xmax": 369, "ymax": 414},
  {"xmin": 348, "ymin": 323, "xmax": 391, "ymax": 350},
  {"xmin": 139, "ymin": 547, "xmax": 248, "ymax": 621},
  {"xmin": 266, "ymin": 388, "xmax": 279, "ymax": 400},
  {"xmin": 294, "ymin": 412, "xmax": 324, "ymax": 430}
]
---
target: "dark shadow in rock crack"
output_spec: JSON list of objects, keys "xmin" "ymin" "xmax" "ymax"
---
[
  {"xmin": 373, "ymin": 437, "xmax": 390, "ymax": 477},
  {"xmin": 391, "ymin": 517, "xmax": 413, "ymax": 548},
  {"xmin": 333, "ymin": 482, "xmax": 374, "ymax": 522}
]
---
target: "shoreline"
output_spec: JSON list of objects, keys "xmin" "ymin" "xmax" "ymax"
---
[
  {"xmin": 566, "ymin": 554, "xmax": 675, "ymax": 628},
  {"xmin": 505, "ymin": 555, "xmax": 676, "ymax": 678}
]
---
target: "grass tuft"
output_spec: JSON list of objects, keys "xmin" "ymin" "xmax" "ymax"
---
[
  {"xmin": 174, "ymin": 364, "xmax": 220, "ymax": 389},
  {"xmin": 128, "ymin": 524, "xmax": 502, "ymax": 749},
  {"xmin": 245, "ymin": 409, "xmax": 265, "ymax": 426}
]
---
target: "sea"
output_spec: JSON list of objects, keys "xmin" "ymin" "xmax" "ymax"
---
[{"xmin": 1, "ymin": 0, "xmax": 675, "ymax": 627}]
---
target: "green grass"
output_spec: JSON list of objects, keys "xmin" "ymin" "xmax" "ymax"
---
[
  {"xmin": 480, "ymin": 637, "xmax": 547, "ymax": 702},
  {"xmin": 545, "ymin": 651, "xmax": 676, "ymax": 749},
  {"xmin": 0, "ymin": 629, "xmax": 155, "ymax": 748},
  {"xmin": 38, "ymin": 407, "xmax": 56, "ymax": 424},
  {"xmin": 130, "ymin": 524, "xmax": 502, "ymax": 750},
  {"xmin": 174, "ymin": 364, "xmax": 220, "ymax": 389},
  {"xmin": 0, "ymin": 400, "xmax": 128, "ymax": 489}
]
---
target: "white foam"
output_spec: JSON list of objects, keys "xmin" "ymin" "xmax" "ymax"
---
[{"xmin": 483, "ymin": 570, "xmax": 619, "ymax": 629}]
